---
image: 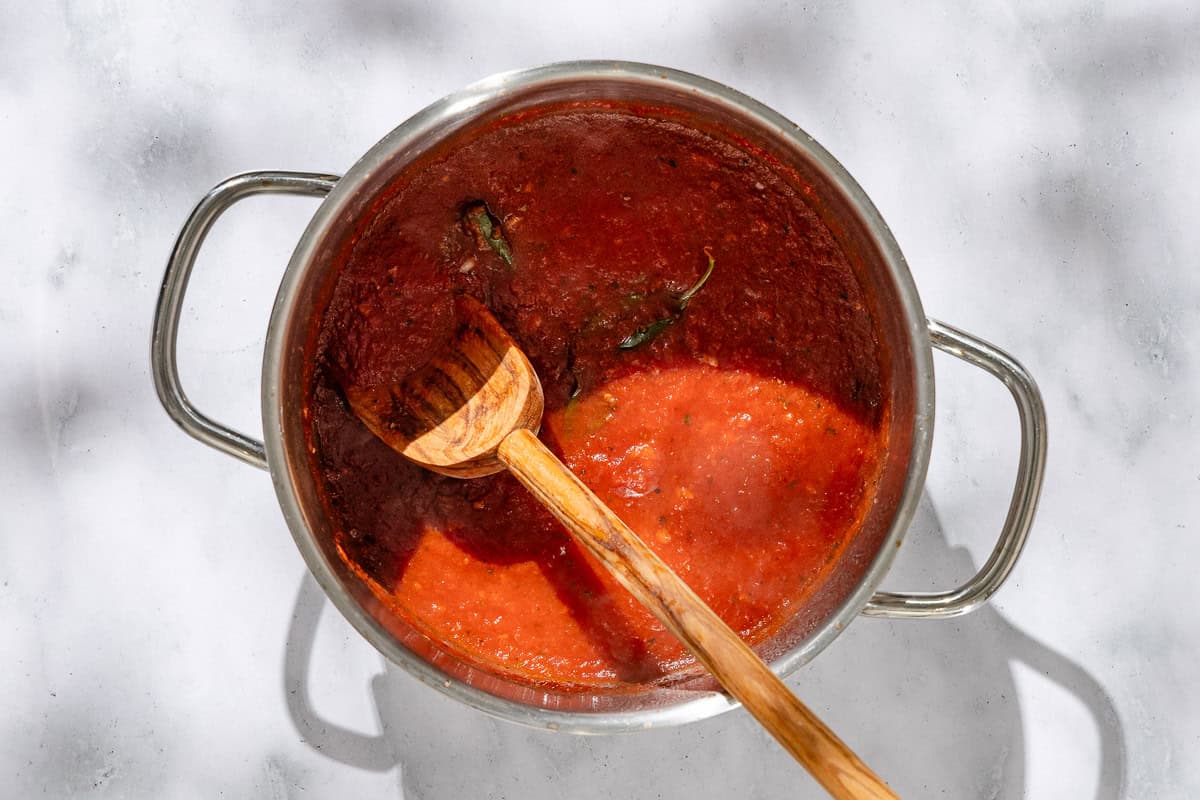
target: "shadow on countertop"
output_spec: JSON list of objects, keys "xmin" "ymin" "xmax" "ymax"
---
[{"xmin": 282, "ymin": 494, "xmax": 1126, "ymax": 798}]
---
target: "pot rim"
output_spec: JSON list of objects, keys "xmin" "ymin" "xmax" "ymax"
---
[{"xmin": 261, "ymin": 60, "xmax": 934, "ymax": 733}]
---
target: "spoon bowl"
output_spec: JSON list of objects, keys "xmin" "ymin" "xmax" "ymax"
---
[{"xmin": 343, "ymin": 296, "xmax": 543, "ymax": 478}]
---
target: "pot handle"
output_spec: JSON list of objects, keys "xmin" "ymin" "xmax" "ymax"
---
[
  {"xmin": 151, "ymin": 171, "xmax": 340, "ymax": 470},
  {"xmin": 862, "ymin": 319, "xmax": 1048, "ymax": 619}
]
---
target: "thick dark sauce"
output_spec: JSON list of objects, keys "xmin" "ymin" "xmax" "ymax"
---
[{"xmin": 307, "ymin": 105, "xmax": 888, "ymax": 691}]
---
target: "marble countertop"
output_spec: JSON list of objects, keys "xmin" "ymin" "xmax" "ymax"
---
[{"xmin": 4, "ymin": 1, "xmax": 1197, "ymax": 797}]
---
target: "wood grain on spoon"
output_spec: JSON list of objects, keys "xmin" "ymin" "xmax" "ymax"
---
[
  {"xmin": 342, "ymin": 297, "xmax": 543, "ymax": 479},
  {"xmin": 343, "ymin": 295, "xmax": 899, "ymax": 800}
]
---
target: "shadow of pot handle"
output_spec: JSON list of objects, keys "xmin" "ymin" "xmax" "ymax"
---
[
  {"xmin": 284, "ymin": 575, "xmax": 399, "ymax": 771},
  {"xmin": 864, "ymin": 320, "xmax": 1048, "ymax": 619}
]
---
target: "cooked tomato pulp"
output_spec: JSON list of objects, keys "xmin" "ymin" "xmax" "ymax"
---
[{"xmin": 307, "ymin": 104, "xmax": 889, "ymax": 691}]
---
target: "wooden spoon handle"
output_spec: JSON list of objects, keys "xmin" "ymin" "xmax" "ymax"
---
[{"xmin": 496, "ymin": 428, "xmax": 898, "ymax": 800}]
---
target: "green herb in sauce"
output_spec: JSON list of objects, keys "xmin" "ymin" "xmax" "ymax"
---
[
  {"xmin": 677, "ymin": 246, "xmax": 716, "ymax": 310},
  {"xmin": 617, "ymin": 247, "xmax": 716, "ymax": 351},
  {"xmin": 463, "ymin": 202, "xmax": 514, "ymax": 266},
  {"xmin": 618, "ymin": 316, "xmax": 676, "ymax": 350}
]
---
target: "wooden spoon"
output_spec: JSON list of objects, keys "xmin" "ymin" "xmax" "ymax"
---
[{"xmin": 344, "ymin": 296, "xmax": 898, "ymax": 800}]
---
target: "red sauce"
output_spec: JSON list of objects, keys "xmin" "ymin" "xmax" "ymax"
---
[{"xmin": 307, "ymin": 105, "xmax": 889, "ymax": 691}]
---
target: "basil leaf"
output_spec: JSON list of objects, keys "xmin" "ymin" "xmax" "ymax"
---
[
  {"xmin": 464, "ymin": 202, "xmax": 514, "ymax": 266},
  {"xmin": 617, "ymin": 248, "xmax": 716, "ymax": 351},
  {"xmin": 618, "ymin": 317, "xmax": 676, "ymax": 350}
]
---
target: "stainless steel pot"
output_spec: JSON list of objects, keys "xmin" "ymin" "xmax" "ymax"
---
[{"xmin": 151, "ymin": 61, "xmax": 1047, "ymax": 733}]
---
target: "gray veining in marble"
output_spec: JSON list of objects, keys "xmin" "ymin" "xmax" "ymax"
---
[{"xmin": 2, "ymin": 1, "xmax": 1197, "ymax": 797}]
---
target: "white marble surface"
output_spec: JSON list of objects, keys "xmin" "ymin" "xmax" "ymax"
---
[{"xmin": 3, "ymin": 1, "xmax": 1197, "ymax": 797}]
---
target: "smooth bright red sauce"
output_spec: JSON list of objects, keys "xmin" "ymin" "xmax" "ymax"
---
[{"xmin": 307, "ymin": 105, "xmax": 889, "ymax": 691}]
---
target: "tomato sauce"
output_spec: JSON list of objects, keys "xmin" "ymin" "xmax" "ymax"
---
[{"xmin": 307, "ymin": 104, "xmax": 889, "ymax": 691}]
